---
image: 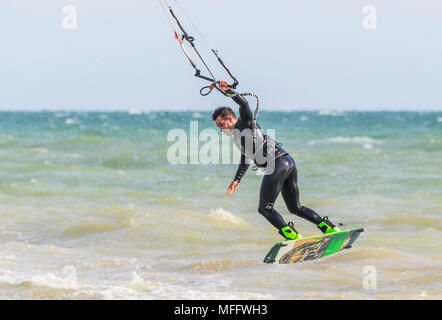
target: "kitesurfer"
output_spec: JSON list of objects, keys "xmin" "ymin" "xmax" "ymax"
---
[{"xmin": 212, "ymin": 81, "xmax": 341, "ymax": 240}]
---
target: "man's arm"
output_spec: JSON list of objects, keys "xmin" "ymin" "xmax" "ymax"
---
[
  {"xmin": 218, "ymin": 81, "xmax": 253, "ymax": 123},
  {"xmin": 230, "ymin": 91, "xmax": 253, "ymax": 124},
  {"xmin": 228, "ymin": 153, "xmax": 249, "ymax": 195},
  {"xmin": 233, "ymin": 153, "xmax": 250, "ymax": 183}
]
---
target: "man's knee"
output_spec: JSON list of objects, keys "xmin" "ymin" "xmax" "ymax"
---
[
  {"xmin": 258, "ymin": 203, "xmax": 274, "ymax": 216},
  {"xmin": 288, "ymin": 204, "xmax": 303, "ymax": 215}
]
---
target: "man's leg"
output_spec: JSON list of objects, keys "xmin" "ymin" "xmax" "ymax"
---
[
  {"xmin": 281, "ymin": 156, "xmax": 340, "ymax": 234},
  {"xmin": 258, "ymin": 157, "xmax": 302, "ymax": 240}
]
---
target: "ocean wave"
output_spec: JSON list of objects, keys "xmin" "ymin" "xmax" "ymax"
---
[
  {"xmin": 207, "ymin": 208, "xmax": 247, "ymax": 227},
  {"xmin": 318, "ymin": 110, "xmax": 346, "ymax": 117},
  {"xmin": 307, "ymin": 136, "xmax": 381, "ymax": 146},
  {"xmin": 126, "ymin": 270, "xmax": 272, "ymax": 300},
  {"xmin": 0, "ymin": 267, "xmax": 273, "ymax": 299},
  {"xmin": 29, "ymin": 148, "xmax": 50, "ymax": 154},
  {"xmin": 183, "ymin": 258, "xmax": 259, "ymax": 274},
  {"xmin": 379, "ymin": 213, "xmax": 440, "ymax": 228},
  {"xmin": 348, "ymin": 247, "xmax": 416, "ymax": 261},
  {"xmin": 348, "ymin": 247, "xmax": 441, "ymax": 268},
  {"xmin": 63, "ymin": 221, "xmax": 128, "ymax": 237},
  {"xmin": 0, "ymin": 268, "xmax": 80, "ymax": 291},
  {"xmin": 303, "ymin": 290, "xmax": 441, "ymax": 300},
  {"xmin": 57, "ymin": 135, "xmax": 107, "ymax": 146},
  {"xmin": 128, "ymin": 109, "xmax": 143, "ymax": 115},
  {"xmin": 65, "ymin": 118, "xmax": 80, "ymax": 125},
  {"xmin": 100, "ymin": 157, "xmax": 152, "ymax": 169},
  {"xmin": 2, "ymin": 242, "xmax": 78, "ymax": 256}
]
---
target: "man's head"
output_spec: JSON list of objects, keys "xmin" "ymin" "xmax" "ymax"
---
[{"xmin": 212, "ymin": 107, "xmax": 237, "ymax": 135}]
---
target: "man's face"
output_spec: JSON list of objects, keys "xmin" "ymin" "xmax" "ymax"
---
[{"xmin": 214, "ymin": 115, "xmax": 235, "ymax": 136}]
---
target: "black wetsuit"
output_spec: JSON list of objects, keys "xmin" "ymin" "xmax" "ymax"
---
[{"xmin": 230, "ymin": 92, "xmax": 323, "ymax": 230}]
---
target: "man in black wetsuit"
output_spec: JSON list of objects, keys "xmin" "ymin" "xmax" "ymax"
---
[{"xmin": 212, "ymin": 81, "xmax": 341, "ymax": 240}]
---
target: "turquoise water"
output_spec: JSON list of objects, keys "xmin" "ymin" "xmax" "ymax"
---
[{"xmin": 0, "ymin": 110, "xmax": 441, "ymax": 299}]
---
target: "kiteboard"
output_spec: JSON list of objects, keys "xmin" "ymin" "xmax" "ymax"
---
[{"xmin": 263, "ymin": 227, "xmax": 364, "ymax": 264}]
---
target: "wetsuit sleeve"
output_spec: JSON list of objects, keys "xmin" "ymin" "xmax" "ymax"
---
[
  {"xmin": 234, "ymin": 153, "xmax": 250, "ymax": 182},
  {"xmin": 228, "ymin": 90, "xmax": 253, "ymax": 123}
]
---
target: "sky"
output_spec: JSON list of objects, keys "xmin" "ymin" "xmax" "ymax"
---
[{"xmin": 0, "ymin": 0, "xmax": 441, "ymax": 111}]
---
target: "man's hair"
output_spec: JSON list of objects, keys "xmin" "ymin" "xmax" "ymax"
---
[{"xmin": 212, "ymin": 106, "xmax": 236, "ymax": 121}]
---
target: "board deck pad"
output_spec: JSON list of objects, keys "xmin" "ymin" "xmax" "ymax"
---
[{"xmin": 263, "ymin": 227, "xmax": 364, "ymax": 264}]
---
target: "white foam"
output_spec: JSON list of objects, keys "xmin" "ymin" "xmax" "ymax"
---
[
  {"xmin": 126, "ymin": 271, "xmax": 272, "ymax": 300},
  {"xmin": 65, "ymin": 118, "xmax": 79, "ymax": 125},
  {"xmin": 128, "ymin": 109, "xmax": 143, "ymax": 115},
  {"xmin": 0, "ymin": 270, "xmax": 78, "ymax": 290},
  {"xmin": 308, "ymin": 136, "xmax": 381, "ymax": 146},
  {"xmin": 318, "ymin": 110, "xmax": 344, "ymax": 117},
  {"xmin": 208, "ymin": 208, "xmax": 246, "ymax": 226},
  {"xmin": 437, "ymin": 117, "xmax": 442, "ymax": 122}
]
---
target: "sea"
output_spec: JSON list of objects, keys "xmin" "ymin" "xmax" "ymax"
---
[{"xmin": 0, "ymin": 110, "xmax": 441, "ymax": 300}]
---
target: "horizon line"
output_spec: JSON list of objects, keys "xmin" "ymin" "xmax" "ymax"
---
[{"xmin": 0, "ymin": 106, "xmax": 441, "ymax": 113}]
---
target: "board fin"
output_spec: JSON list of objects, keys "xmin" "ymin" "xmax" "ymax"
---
[{"xmin": 263, "ymin": 243, "xmax": 287, "ymax": 264}]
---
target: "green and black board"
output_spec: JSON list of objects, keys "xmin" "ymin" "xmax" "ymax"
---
[{"xmin": 263, "ymin": 227, "xmax": 364, "ymax": 264}]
